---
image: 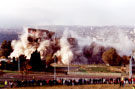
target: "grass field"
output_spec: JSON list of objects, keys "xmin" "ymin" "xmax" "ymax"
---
[
  {"xmin": 77, "ymin": 65, "xmax": 122, "ymax": 73},
  {"xmin": 6, "ymin": 84, "xmax": 135, "ymax": 89},
  {"xmin": 2, "ymin": 64, "xmax": 123, "ymax": 74}
]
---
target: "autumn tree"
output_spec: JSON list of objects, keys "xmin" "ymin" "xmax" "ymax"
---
[
  {"xmin": 0, "ymin": 40, "xmax": 13, "ymax": 58},
  {"xmin": 102, "ymin": 48, "xmax": 122, "ymax": 66},
  {"xmin": 121, "ymin": 55, "xmax": 130, "ymax": 65},
  {"xmin": 46, "ymin": 54, "xmax": 52, "ymax": 66}
]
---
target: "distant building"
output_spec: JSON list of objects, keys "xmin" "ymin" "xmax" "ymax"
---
[{"xmin": 27, "ymin": 28, "xmax": 55, "ymax": 42}]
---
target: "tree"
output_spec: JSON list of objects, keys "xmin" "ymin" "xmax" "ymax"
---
[
  {"xmin": 29, "ymin": 50, "xmax": 42, "ymax": 71},
  {"xmin": 46, "ymin": 54, "xmax": 53, "ymax": 66},
  {"xmin": 121, "ymin": 55, "xmax": 130, "ymax": 65},
  {"xmin": 102, "ymin": 48, "xmax": 122, "ymax": 66},
  {"xmin": 1, "ymin": 40, "xmax": 8, "ymax": 49},
  {"xmin": 0, "ymin": 40, "xmax": 13, "ymax": 58},
  {"xmin": 12, "ymin": 57, "xmax": 18, "ymax": 70}
]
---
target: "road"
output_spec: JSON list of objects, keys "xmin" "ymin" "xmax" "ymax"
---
[{"xmin": 0, "ymin": 72, "xmax": 122, "ymax": 81}]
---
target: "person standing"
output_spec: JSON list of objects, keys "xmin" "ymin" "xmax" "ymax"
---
[
  {"xmin": 4, "ymin": 80, "xmax": 8, "ymax": 88},
  {"xmin": 120, "ymin": 76, "xmax": 124, "ymax": 87}
]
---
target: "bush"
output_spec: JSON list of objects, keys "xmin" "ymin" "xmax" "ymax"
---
[{"xmin": 102, "ymin": 48, "xmax": 122, "ymax": 66}]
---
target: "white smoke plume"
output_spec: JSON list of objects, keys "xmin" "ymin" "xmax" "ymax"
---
[
  {"xmin": 68, "ymin": 29, "xmax": 135, "ymax": 64},
  {"xmin": 71, "ymin": 29, "xmax": 135, "ymax": 56},
  {"xmin": 10, "ymin": 27, "xmax": 51, "ymax": 59},
  {"xmin": 54, "ymin": 30, "xmax": 73, "ymax": 64},
  {"xmin": 37, "ymin": 40, "xmax": 50, "ymax": 59},
  {"xmin": 10, "ymin": 27, "xmax": 135, "ymax": 65},
  {"xmin": 10, "ymin": 27, "xmax": 74, "ymax": 65},
  {"xmin": 96, "ymin": 30, "xmax": 135, "ymax": 56}
]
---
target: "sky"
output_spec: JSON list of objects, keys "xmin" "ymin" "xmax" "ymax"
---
[{"xmin": 0, "ymin": 0, "xmax": 135, "ymax": 28}]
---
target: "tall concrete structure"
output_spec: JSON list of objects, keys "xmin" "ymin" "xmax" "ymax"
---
[
  {"xmin": 129, "ymin": 56, "xmax": 133, "ymax": 78},
  {"xmin": 127, "ymin": 51, "xmax": 135, "ymax": 78}
]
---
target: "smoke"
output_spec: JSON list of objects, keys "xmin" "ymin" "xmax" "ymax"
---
[
  {"xmin": 10, "ymin": 28, "xmax": 35, "ymax": 59},
  {"xmin": 96, "ymin": 30, "xmax": 135, "ymax": 56},
  {"xmin": 54, "ymin": 30, "xmax": 73, "ymax": 64},
  {"xmin": 10, "ymin": 27, "xmax": 74, "ymax": 65},
  {"xmin": 69, "ymin": 29, "xmax": 135, "ymax": 64},
  {"xmin": 10, "ymin": 27, "xmax": 135, "ymax": 65},
  {"xmin": 10, "ymin": 27, "xmax": 51, "ymax": 59},
  {"xmin": 37, "ymin": 40, "xmax": 50, "ymax": 59}
]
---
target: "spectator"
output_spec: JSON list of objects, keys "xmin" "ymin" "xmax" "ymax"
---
[{"xmin": 4, "ymin": 80, "xmax": 8, "ymax": 88}]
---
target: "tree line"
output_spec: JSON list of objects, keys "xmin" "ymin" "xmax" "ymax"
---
[{"xmin": 0, "ymin": 40, "xmax": 131, "ymax": 72}]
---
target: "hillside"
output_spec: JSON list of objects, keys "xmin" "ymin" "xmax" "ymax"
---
[{"xmin": 0, "ymin": 33, "xmax": 18, "ymax": 44}]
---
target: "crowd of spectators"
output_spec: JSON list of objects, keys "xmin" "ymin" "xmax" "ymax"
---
[{"xmin": 4, "ymin": 77, "xmax": 135, "ymax": 88}]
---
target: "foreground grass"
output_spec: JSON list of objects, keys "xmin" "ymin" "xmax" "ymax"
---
[
  {"xmin": 3, "ymin": 70, "xmax": 19, "ymax": 74},
  {"xmin": 77, "ymin": 65, "xmax": 122, "ymax": 73},
  {"xmin": 6, "ymin": 84, "xmax": 135, "ymax": 89}
]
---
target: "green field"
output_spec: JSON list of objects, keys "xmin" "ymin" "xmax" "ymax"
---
[
  {"xmin": 2, "ymin": 64, "xmax": 123, "ymax": 74},
  {"xmin": 77, "ymin": 65, "xmax": 122, "ymax": 73},
  {"xmin": 52, "ymin": 64, "xmax": 123, "ymax": 73},
  {"xmin": 5, "ymin": 84, "xmax": 135, "ymax": 89}
]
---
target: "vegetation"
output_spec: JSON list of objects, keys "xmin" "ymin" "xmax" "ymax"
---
[
  {"xmin": 78, "ymin": 68, "xmax": 87, "ymax": 72},
  {"xmin": 29, "ymin": 50, "xmax": 42, "ymax": 71},
  {"xmin": 75, "ymin": 64, "xmax": 122, "ymax": 73},
  {"xmin": 102, "ymin": 48, "xmax": 130, "ymax": 66},
  {"xmin": 3, "ymin": 70, "xmax": 19, "ymax": 73},
  {"xmin": 0, "ymin": 40, "xmax": 129, "ymax": 73},
  {"xmin": 90, "ymin": 67, "xmax": 110, "ymax": 72},
  {"xmin": 46, "ymin": 54, "xmax": 54, "ymax": 66},
  {"xmin": 0, "ymin": 40, "xmax": 13, "ymax": 58},
  {"xmin": 102, "ymin": 48, "xmax": 121, "ymax": 66}
]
